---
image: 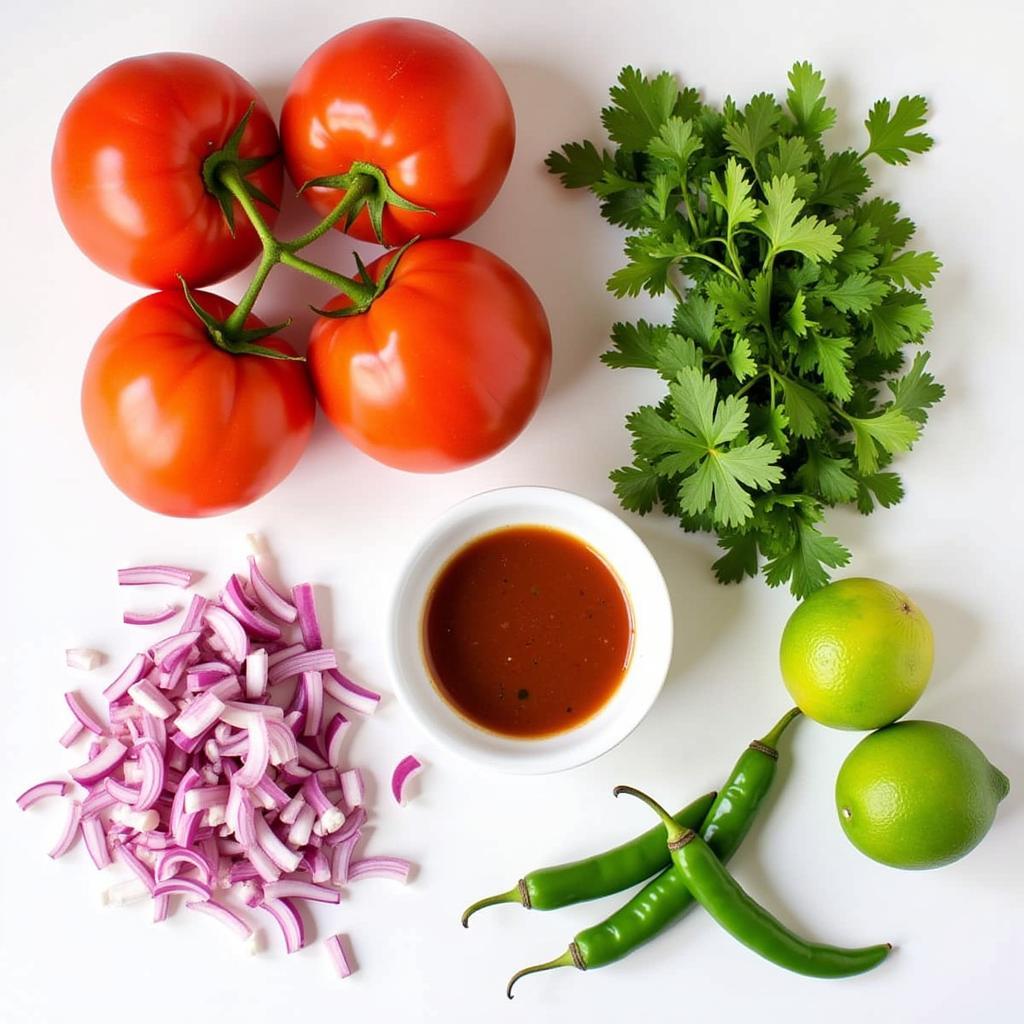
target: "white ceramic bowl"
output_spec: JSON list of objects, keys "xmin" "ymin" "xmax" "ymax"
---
[{"xmin": 387, "ymin": 486, "xmax": 673, "ymax": 774}]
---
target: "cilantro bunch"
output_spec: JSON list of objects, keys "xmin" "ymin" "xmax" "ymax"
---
[{"xmin": 547, "ymin": 63, "xmax": 944, "ymax": 598}]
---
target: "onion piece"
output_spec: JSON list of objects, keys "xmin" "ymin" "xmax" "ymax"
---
[
  {"xmin": 101, "ymin": 879, "xmax": 152, "ymax": 907},
  {"xmin": 128, "ymin": 679, "xmax": 176, "ymax": 720},
  {"xmin": 248, "ymin": 556, "xmax": 297, "ymax": 623},
  {"xmin": 391, "ymin": 755, "xmax": 423, "ymax": 806},
  {"xmin": 16, "ymin": 780, "xmax": 70, "ymax": 810},
  {"xmin": 268, "ymin": 648, "xmax": 337, "ymax": 685},
  {"xmin": 150, "ymin": 630, "xmax": 201, "ymax": 671},
  {"xmin": 124, "ymin": 605, "xmax": 180, "ymax": 626},
  {"xmin": 339, "ymin": 769, "xmax": 364, "ymax": 810},
  {"xmin": 81, "ymin": 815, "xmax": 111, "ymax": 869},
  {"xmin": 66, "ymin": 647, "xmax": 104, "ymax": 671},
  {"xmin": 259, "ymin": 897, "xmax": 305, "ymax": 953},
  {"xmin": 156, "ymin": 848, "xmax": 214, "ymax": 885},
  {"xmin": 48, "ymin": 801, "xmax": 82, "ymax": 858},
  {"xmin": 223, "ymin": 575, "xmax": 282, "ymax": 641},
  {"xmin": 254, "ymin": 815, "xmax": 301, "ymax": 873},
  {"xmin": 291, "ymin": 583, "xmax": 322, "ymax": 649},
  {"xmin": 302, "ymin": 775, "xmax": 345, "ymax": 833},
  {"xmin": 330, "ymin": 831, "xmax": 361, "ymax": 885},
  {"xmin": 348, "ymin": 857, "xmax": 412, "ymax": 884},
  {"xmin": 113, "ymin": 843, "xmax": 156, "ymax": 893},
  {"xmin": 300, "ymin": 671, "xmax": 323, "ymax": 737},
  {"xmin": 288, "ymin": 804, "xmax": 316, "ymax": 847},
  {"xmin": 323, "ymin": 933, "xmax": 355, "ymax": 979},
  {"xmin": 244, "ymin": 649, "xmax": 268, "ymax": 700},
  {"xmin": 117, "ymin": 565, "xmax": 194, "ymax": 587},
  {"xmin": 153, "ymin": 877, "xmax": 212, "ymax": 901},
  {"xmin": 64, "ymin": 691, "xmax": 106, "ymax": 736},
  {"xmin": 233, "ymin": 715, "xmax": 269, "ymax": 789},
  {"xmin": 187, "ymin": 898, "xmax": 253, "ymax": 939},
  {"xmin": 153, "ymin": 894, "xmax": 171, "ymax": 922},
  {"xmin": 204, "ymin": 606, "xmax": 249, "ymax": 664},
  {"xmin": 133, "ymin": 739, "xmax": 165, "ymax": 811},
  {"xmin": 70, "ymin": 738, "xmax": 128, "ymax": 786},
  {"xmin": 103, "ymin": 653, "xmax": 153, "ymax": 702},
  {"xmin": 324, "ymin": 713, "xmax": 350, "ymax": 769},
  {"xmin": 263, "ymin": 880, "xmax": 341, "ymax": 904},
  {"xmin": 176, "ymin": 692, "xmax": 226, "ymax": 739},
  {"xmin": 323, "ymin": 668, "xmax": 381, "ymax": 715}
]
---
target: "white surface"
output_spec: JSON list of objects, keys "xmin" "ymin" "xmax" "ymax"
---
[
  {"xmin": 388, "ymin": 486, "xmax": 673, "ymax": 773},
  {"xmin": 1, "ymin": 1, "xmax": 1022, "ymax": 1021}
]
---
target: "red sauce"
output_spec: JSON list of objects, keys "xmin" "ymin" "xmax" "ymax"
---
[{"xmin": 423, "ymin": 525, "xmax": 632, "ymax": 738}]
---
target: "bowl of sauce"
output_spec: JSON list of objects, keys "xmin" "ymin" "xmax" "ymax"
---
[{"xmin": 389, "ymin": 487, "xmax": 672, "ymax": 773}]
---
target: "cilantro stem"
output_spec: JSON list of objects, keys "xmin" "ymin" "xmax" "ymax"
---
[
  {"xmin": 686, "ymin": 252, "xmax": 740, "ymax": 280},
  {"xmin": 735, "ymin": 371, "xmax": 767, "ymax": 398}
]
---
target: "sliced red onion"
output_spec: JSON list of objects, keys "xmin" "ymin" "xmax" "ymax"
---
[
  {"xmin": 267, "ymin": 642, "xmax": 304, "ymax": 667},
  {"xmin": 109, "ymin": 804, "xmax": 160, "ymax": 832},
  {"xmin": 128, "ymin": 679, "xmax": 176, "ymax": 719},
  {"xmin": 105, "ymin": 775, "xmax": 141, "ymax": 803},
  {"xmin": 322, "ymin": 807, "xmax": 367, "ymax": 846},
  {"xmin": 302, "ymin": 775, "xmax": 345, "ymax": 833},
  {"xmin": 309, "ymin": 850, "xmax": 332, "ymax": 884},
  {"xmin": 124, "ymin": 605, "xmax": 180, "ymax": 626},
  {"xmin": 248, "ymin": 556, "xmax": 297, "ymax": 623},
  {"xmin": 324, "ymin": 933, "xmax": 355, "ymax": 978},
  {"xmin": 209, "ymin": 676, "xmax": 243, "ymax": 701},
  {"xmin": 184, "ymin": 785, "xmax": 231, "ymax": 814},
  {"xmin": 176, "ymin": 692, "xmax": 226, "ymax": 739},
  {"xmin": 59, "ymin": 721, "xmax": 85, "ymax": 748},
  {"xmin": 149, "ymin": 630, "xmax": 201, "ymax": 670},
  {"xmin": 279, "ymin": 793, "xmax": 305, "ymax": 826},
  {"xmin": 296, "ymin": 741, "xmax": 328, "ymax": 772},
  {"xmin": 153, "ymin": 894, "xmax": 171, "ymax": 922},
  {"xmin": 252, "ymin": 775, "xmax": 289, "ymax": 811},
  {"xmin": 263, "ymin": 880, "xmax": 341, "ymax": 905},
  {"xmin": 324, "ymin": 714, "xmax": 350, "ymax": 769},
  {"xmin": 330, "ymin": 831, "xmax": 361, "ymax": 885},
  {"xmin": 17, "ymin": 780, "xmax": 71, "ymax": 810},
  {"xmin": 180, "ymin": 593, "xmax": 208, "ymax": 632},
  {"xmin": 339, "ymin": 769, "xmax": 364, "ymax": 810},
  {"xmin": 153, "ymin": 877, "xmax": 212, "ymax": 901},
  {"xmin": 266, "ymin": 721, "xmax": 298, "ymax": 766},
  {"xmin": 247, "ymin": 845, "xmax": 282, "ymax": 883},
  {"xmin": 187, "ymin": 662, "xmax": 233, "ymax": 690},
  {"xmin": 81, "ymin": 786, "xmax": 118, "ymax": 819},
  {"xmin": 118, "ymin": 565, "xmax": 194, "ymax": 587},
  {"xmin": 220, "ymin": 701, "xmax": 284, "ymax": 728},
  {"xmin": 324, "ymin": 668, "xmax": 381, "ymax": 715},
  {"xmin": 204, "ymin": 606, "xmax": 249, "ymax": 664},
  {"xmin": 232, "ymin": 716, "xmax": 269, "ymax": 789},
  {"xmin": 81, "ymin": 815, "xmax": 111, "ymax": 869},
  {"xmin": 170, "ymin": 768, "xmax": 203, "ymax": 844},
  {"xmin": 139, "ymin": 711, "xmax": 167, "ymax": 752},
  {"xmin": 291, "ymin": 583, "xmax": 322, "ymax": 650},
  {"xmin": 48, "ymin": 800, "xmax": 82, "ymax": 859},
  {"xmin": 391, "ymin": 755, "xmax": 423, "ymax": 806},
  {"xmin": 348, "ymin": 857, "xmax": 412, "ymax": 884},
  {"xmin": 287, "ymin": 804, "xmax": 316, "ymax": 846},
  {"xmin": 244, "ymin": 649, "xmax": 268, "ymax": 700},
  {"xmin": 66, "ymin": 647, "xmax": 104, "ymax": 671},
  {"xmin": 187, "ymin": 898, "xmax": 253, "ymax": 939},
  {"xmin": 300, "ymin": 671, "xmax": 324, "ymax": 737},
  {"xmin": 268, "ymin": 648, "xmax": 337, "ymax": 686},
  {"xmin": 156, "ymin": 848, "xmax": 214, "ymax": 885},
  {"xmin": 70, "ymin": 738, "xmax": 128, "ymax": 786},
  {"xmin": 260, "ymin": 897, "xmax": 305, "ymax": 953},
  {"xmin": 101, "ymin": 879, "xmax": 152, "ymax": 907},
  {"xmin": 103, "ymin": 653, "xmax": 153, "ymax": 702},
  {"xmin": 113, "ymin": 842, "xmax": 156, "ymax": 893},
  {"xmin": 64, "ymin": 691, "xmax": 106, "ymax": 737},
  {"xmin": 223, "ymin": 575, "xmax": 282, "ymax": 641},
  {"xmin": 254, "ymin": 815, "xmax": 301, "ymax": 873}
]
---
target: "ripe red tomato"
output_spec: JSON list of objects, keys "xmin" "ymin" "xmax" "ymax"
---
[
  {"xmin": 308, "ymin": 239, "xmax": 551, "ymax": 472},
  {"xmin": 82, "ymin": 291, "xmax": 314, "ymax": 517},
  {"xmin": 52, "ymin": 53, "xmax": 283, "ymax": 289},
  {"xmin": 280, "ymin": 19, "xmax": 515, "ymax": 246}
]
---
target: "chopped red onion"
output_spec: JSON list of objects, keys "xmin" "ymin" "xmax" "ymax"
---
[
  {"xmin": 71, "ymin": 738, "xmax": 128, "ymax": 786},
  {"xmin": 153, "ymin": 894, "xmax": 171, "ymax": 922},
  {"xmin": 118, "ymin": 565, "xmax": 194, "ymax": 587},
  {"xmin": 324, "ymin": 668, "xmax": 381, "ymax": 715},
  {"xmin": 259, "ymin": 897, "xmax": 305, "ymax": 953},
  {"xmin": 81, "ymin": 815, "xmax": 111, "ymax": 869},
  {"xmin": 176, "ymin": 692, "xmax": 226, "ymax": 738},
  {"xmin": 153, "ymin": 877, "xmax": 212, "ymax": 901},
  {"xmin": 204, "ymin": 606, "xmax": 249, "ymax": 664},
  {"xmin": 156, "ymin": 848, "xmax": 214, "ymax": 885},
  {"xmin": 244, "ymin": 649, "xmax": 268, "ymax": 699},
  {"xmin": 185, "ymin": 786, "xmax": 231, "ymax": 814},
  {"xmin": 102, "ymin": 879, "xmax": 152, "ymax": 906},
  {"xmin": 287, "ymin": 803, "xmax": 316, "ymax": 846},
  {"xmin": 187, "ymin": 662, "xmax": 233, "ymax": 690},
  {"xmin": 66, "ymin": 647, "xmax": 104, "ymax": 671},
  {"xmin": 268, "ymin": 648, "xmax": 337, "ymax": 685},
  {"xmin": 248, "ymin": 556, "xmax": 297, "ymax": 623},
  {"xmin": 267, "ymin": 642, "xmax": 304, "ymax": 667},
  {"xmin": 263, "ymin": 880, "xmax": 341, "ymax": 904},
  {"xmin": 223, "ymin": 575, "xmax": 282, "ymax": 641},
  {"xmin": 232, "ymin": 716, "xmax": 269, "ymax": 788},
  {"xmin": 149, "ymin": 630, "xmax": 201, "ymax": 670},
  {"xmin": 302, "ymin": 775, "xmax": 345, "ymax": 833},
  {"xmin": 324, "ymin": 714, "xmax": 350, "ymax": 769},
  {"xmin": 113, "ymin": 843, "xmax": 156, "ymax": 893},
  {"xmin": 48, "ymin": 800, "xmax": 82, "ymax": 859},
  {"xmin": 187, "ymin": 898, "xmax": 253, "ymax": 939},
  {"xmin": 339, "ymin": 769, "xmax": 364, "ymax": 809},
  {"xmin": 330, "ymin": 831, "xmax": 361, "ymax": 885},
  {"xmin": 348, "ymin": 857, "xmax": 412, "ymax": 884},
  {"xmin": 254, "ymin": 815, "xmax": 301, "ymax": 873},
  {"xmin": 322, "ymin": 806, "xmax": 367, "ymax": 845},
  {"xmin": 103, "ymin": 653, "xmax": 153, "ymax": 702},
  {"xmin": 291, "ymin": 583, "xmax": 322, "ymax": 650},
  {"xmin": 301, "ymin": 671, "xmax": 324, "ymax": 737},
  {"xmin": 128, "ymin": 679, "xmax": 176, "ymax": 719},
  {"xmin": 64, "ymin": 691, "xmax": 106, "ymax": 737},
  {"xmin": 124, "ymin": 605, "xmax": 180, "ymax": 626},
  {"xmin": 323, "ymin": 933, "xmax": 355, "ymax": 979},
  {"xmin": 266, "ymin": 721, "xmax": 298, "ymax": 766},
  {"xmin": 59, "ymin": 721, "xmax": 85, "ymax": 748},
  {"xmin": 17, "ymin": 780, "xmax": 71, "ymax": 810},
  {"xmin": 391, "ymin": 755, "xmax": 423, "ymax": 806}
]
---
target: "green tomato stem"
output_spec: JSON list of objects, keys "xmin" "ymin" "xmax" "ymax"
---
[{"xmin": 283, "ymin": 174, "xmax": 377, "ymax": 251}]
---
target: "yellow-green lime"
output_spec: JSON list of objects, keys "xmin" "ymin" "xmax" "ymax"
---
[
  {"xmin": 836, "ymin": 720, "xmax": 1009, "ymax": 869},
  {"xmin": 779, "ymin": 578, "xmax": 933, "ymax": 730}
]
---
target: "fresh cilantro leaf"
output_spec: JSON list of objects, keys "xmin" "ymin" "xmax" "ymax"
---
[
  {"xmin": 798, "ymin": 446, "xmax": 859, "ymax": 503},
  {"xmin": 626, "ymin": 405, "xmax": 703, "ymax": 463},
  {"xmin": 756, "ymin": 175, "xmax": 842, "ymax": 262},
  {"xmin": 786, "ymin": 61, "xmax": 837, "ymax": 137},
  {"xmin": 764, "ymin": 518, "xmax": 851, "ymax": 597},
  {"xmin": 655, "ymin": 334, "xmax": 701, "ymax": 380},
  {"xmin": 767, "ymin": 136, "xmax": 816, "ymax": 197},
  {"xmin": 810, "ymin": 150, "xmax": 871, "ymax": 208},
  {"xmin": 785, "ymin": 292, "xmax": 812, "ymax": 337},
  {"xmin": 679, "ymin": 439, "xmax": 783, "ymax": 527},
  {"xmin": 855, "ymin": 470, "xmax": 905, "ymax": 514},
  {"xmin": 848, "ymin": 408, "xmax": 921, "ymax": 472},
  {"xmin": 855, "ymin": 197, "xmax": 916, "ymax": 248},
  {"xmin": 602, "ymin": 320, "xmax": 670, "ymax": 370},
  {"xmin": 602, "ymin": 67, "xmax": 680, "ymax": 151},
  {"xmin": 888, "ymin": 351, "xmax": 945, "ymax": 423},
  {"xmin": 779, "ymin": 375, "xmax": 830, "ymax": 438},
  {"xmin": 712, "ymin": 532, "xmax": 760, "ymax": 583},
  {"xmin": 607, "ymin": 234, "xmax": 677, "ymax": 297},
  {"xmin": 708, "ymin": 157, "xmax": 758, "ymax": 229},
  {"xmin": 611, "ymin": 462, "xmax": 661, "ymax": 514},
  {"xmin": 811, "ymin": 334, "xmax": 854, "ymax": 401},
  {"xmin": 647, "ymin": 117, "xmax": 702, "ymax": 170},
  {"xmin": 749, "ymin": 403, "xmax": 791, "ymax": 454},
  {"xmin": 723, "ymin": 93, "xmax": 784, "ymax": 168},
  {"xmin": 673, "ymin": 294, "xmax": 718, "ymax": 346},
  {"xmin": 875, "ymin": 250, "xmax": 942, "ymax": 289},
  {"xmin": 707, "ymin": 276, "xmax": 755, "ymax": 332},
  {"xmin": 864, "ymin": 95, "xmax": 934, "ymax": 165},
  {"xmin": 727, "ymin": 336, "xmax": 757, "ymax": 382},
  {"xmin": 545, "ymin": 141, "xmax": 612, "ymax": 188},
  {"xmin": 869, "ymin": 292, "xmax": 933, "ymax": 354},
  {"xmin": 818, "ymin": 271, "xmax": 889, "ymax": 313}
]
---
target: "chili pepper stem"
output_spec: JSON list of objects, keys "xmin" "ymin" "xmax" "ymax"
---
[
  {"xmin": 506, "ymin": 948, "xmax": 578, "ymax": 998},
  {"xmin": 613, "ymin": 785, "xmax": 688, "ymax": 844},
  {"xmin": 460, "ymin": 887, "xmax": 523, "ymax": 927},
  {"xmin": 759, "ymin": 707, "xmax": 802, "ymax": 750}
]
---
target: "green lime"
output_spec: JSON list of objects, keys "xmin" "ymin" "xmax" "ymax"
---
[
  {"xmin": 836, "ymin": 720, "xmax": 1009, "ymax": 869},
  {"xmin": 779, "ymin": 577, "xmax": 933, "ymax": 730}
]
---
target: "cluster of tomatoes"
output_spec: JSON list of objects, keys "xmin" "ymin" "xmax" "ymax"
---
[{"xmin": 52, "ymin": 19, "xmax": 552, "ymax": 517}]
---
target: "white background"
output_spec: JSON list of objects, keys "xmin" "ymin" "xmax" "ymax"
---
[{"xmin": 2, "ymin": 1, "xmax": 1022, "ymax": 1021}]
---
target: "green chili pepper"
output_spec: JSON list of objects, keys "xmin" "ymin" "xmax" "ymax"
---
[
  {"xmin": 505, "ymin": 707, "xmax": 800, "ymax": 996},
  {"xmin": 615, "ymin": 785, "xmax": 892, "ymax": 979},
  {"xmin": 461, "ymin": 790, "xmax": 717, "ymax": 926}
]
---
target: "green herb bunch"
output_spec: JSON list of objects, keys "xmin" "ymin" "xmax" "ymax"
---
[{"xmin": 547, "ymin": 63, "xmax": 944, "ymax": 598}]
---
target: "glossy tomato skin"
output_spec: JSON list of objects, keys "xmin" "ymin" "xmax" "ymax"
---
[
  {"xmin": 53, "ymin": 53, "xmax": 283, "ymax": 289},
  {"xmin": 82, "ymin": 291, "xmax": 314, "ymax": 517},
  {"xmin": 280, "ymin": 19, "xmax": 515, "ymax": 245},
  {"xmin": 308, "ymin": 239, "xmax": 551, "ymax": 472}
]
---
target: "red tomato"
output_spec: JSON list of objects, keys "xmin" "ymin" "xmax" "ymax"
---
[
  {"xmin": 308, "ymin": 239, "xmax": 551, "ymax": 472},
  {"xmin": 82, "ymin": 291, "xmax": 314, "ymax": 517},
  {"xmin": 53, "ymin": 53, "xmax": 283, "ymax": 289},
  {"xmin": 280, "ymin": 19, "xmax": 515, "ymax": 246}
]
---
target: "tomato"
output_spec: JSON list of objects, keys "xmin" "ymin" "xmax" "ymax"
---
[
  {"xmin": 82, "ymin": 291, "xmax": 314, "ymax": 517},
  {"xmin": 53, "ymin": 53, "xmax": 283, "ymax": 289},
  {"xmin": 308, "ymin": 239, "xmax": 551, "ymax": 472},
  {"xmin": 280, "ymin": 19, "xmax": 515, "ymax": 246}
]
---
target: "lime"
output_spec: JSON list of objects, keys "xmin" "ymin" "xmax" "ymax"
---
[
  {"xmin": 779, "ymin": 577, "xmax": 933, "ymax": 730},
  {"xmin": 836, "ymin": 720, "xmax": 1009, "ymax": 869}
]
